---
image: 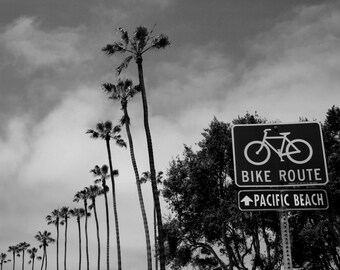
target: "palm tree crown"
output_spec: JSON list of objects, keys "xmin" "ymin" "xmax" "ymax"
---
[{"xmin": 102, "ymin": 25, "xmax": 170, "ymax": 74}]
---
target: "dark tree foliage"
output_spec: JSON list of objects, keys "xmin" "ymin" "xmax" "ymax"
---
[
  {"xmin": 163, "ymin": 113, "xmax": 281, "ymax": 270},
  {"xmin": 163, "ymin": 107, "xmax": 340, "ymax": 270},
  {"xmin": 290, "ymin": 105, "xmax": 340, "ymax": 270}
]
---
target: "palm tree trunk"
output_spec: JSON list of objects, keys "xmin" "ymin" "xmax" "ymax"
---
[
  {"xmin": 40, "ymin": 252, "xmax": 44, "ymax": 270},
  {"xmin": 32, "ymin": 258, "xmax": 35, "ymax": 270},
  {"xmin": 22, "ymin": 251, "xmax": 25, "ymax": 270},
  {"xmin": 44, "ymin": 247, "xmax": 47, "ymax": 270},
  {"xmin": 93, "ymin": 200, "xmax": 101, "ymax": 270},
  {"xmin": 56, "ymin": 223, "xmax": 60, "ymax": 270},
  {"xmin": 84, "ymin": 201, "xmax": 90, "ymax": 270},
  {"xmin": 77, "ymin": 218, "xmax": 82, "ymax": 270},
  {"xmin": 102, "ymin": 179, "xmax": 111, "ymax": 270},
  {"xmin": 123, "ymin": 108, "xmax": 152, "ymax": 270},
  {"xmin": 154, "ymin": 207, "xmax": 158, "ymax": 270},
  {"xmin": 105, "ymin": 139, "xmax": 122, "ymax": 270},
  {"xmin": 136, "ymin": 57, "xmax": 166, "ymax": 270},
  {"xmin": 12, "ymin": 253, "xmax": 15, "ymax": 270},
  {"xmin": 64, "ymin": 220, "xmax": 68, "ymax": 270}
]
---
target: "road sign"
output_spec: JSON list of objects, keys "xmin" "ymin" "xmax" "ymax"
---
[
  {"xmin": 238, "ymin": 189, "xmax": 329, "ymax": 211},
  {"xmin": 232, "ymin": 122, "xmax": 328, "ymax": 187}
]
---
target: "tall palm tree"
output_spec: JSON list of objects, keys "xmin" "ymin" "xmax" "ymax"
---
[
  {"xmin": 69, "ymin": 208, "xmax": 86, "ymax": 270},
  {"xmin": 46, "ymin": 208, "xmax": 61, "ymax": 270},
  {"xmin": 90, "ymin": 164, "xmax": 112, "ymax": 270},
  {"xmin": 140, "ymin": 171, "xmax": 163, "ymax": 270},
  {"xmin": 87, "ymin": 123, "xmax": 126, "ymax": 270},
  {"xmin": 18, "ymin": 242, "xmax": 30, "ymax": 270},
  {"xmin": 103, "ymin": 78, "xmax": 152, "ymax": 270},
  {"xmin": 27, "ymin": 247, "xmax": 39, "ymax": 270},
  {"xmin": 0, "ymin": 253, "xmax": 10, "ymax": 270},
  {"xmin": 59, "ymin": 207, "xmax": 70, "ymax": 270},
  {"xmin": 34, "ymin": 230, "xmax": 55, "ymax": 270},
  {"xmin": 8, "ymin": 245, "xmax": 19, "ymax": 270},
  {"xmin": 102, "ymin": 25, "xmax": 170, "ymax": 270},
  {"xmin": 73, "ymin": 190, "xmax": 90, "ymax": 270},
  {"xmin": 87, "ymin": 185, "xmax": 103, "ymax": 270}
]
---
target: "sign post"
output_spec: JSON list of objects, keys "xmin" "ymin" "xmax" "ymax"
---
[
  {"xmin": 280, "ymin": 211, "xmax": 293, "ymax": 270},
  {"xmin": 232, "ymin": 122, "xmax": 329, "ymax": 270}
]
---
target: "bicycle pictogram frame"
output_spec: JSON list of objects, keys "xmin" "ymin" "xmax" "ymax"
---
[{"xmin": 244, "ymin": 128, "xmax": 313, "ymax": 166}]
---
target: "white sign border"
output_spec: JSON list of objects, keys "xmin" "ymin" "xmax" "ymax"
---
[{"xmin": 232, "ymin": 122, "xmax": 329, "ymax": 188}]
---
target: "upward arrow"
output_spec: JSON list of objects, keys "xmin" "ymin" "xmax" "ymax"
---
[{"xmin": 241, "ymin": 195, "xmax": 253, "ymax": 206}]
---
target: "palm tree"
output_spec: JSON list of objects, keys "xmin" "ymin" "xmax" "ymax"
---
[
  {"xmin": 140, "ymin": 171, "xmax": 163, "ymax": 270},
  {"xmin": 73, "ymin": 190, "xmax": 91, "ymax": 270},
  {"xmin": 8, "ymin": 245, "xmax": 19, "ymax": 270},
  {"xmin": 87, "ymin": 184, "xmax": 103, "ymax": 270},
  {"xmin": 87, "ymin": 123, "xmax": 126, "ymax": 270},
  {"xmin": 102, "ymin": 25, "xmax": 170, "ymax": 270},
  {"xmin": 0, "ymin": 253, "xmax": 10, "ymax": 270},
  {"xmin": 46, "ymin": 208, "xmax": 61, "ymax": 270},
  {"xmin": 27, "ymin": 247, "xmax": 39, "ymax": 270},
  {"xmin": 103, "ymin": 78, "xmax": 152, "ymax": 270},
  {"xmin": 18, "ymin": 242, "xmax": 30, "ymax": 270},
  {"xmin": 34, "ymin": 230, "xmax": 55, "ymax": 270},
  {"xmin": 90, "ymin": 164, "xmax": 112, "ymax": 270},
  {"xmin": 59, "ymin": 207, "xmax": 70, "ymax": 270},
  {"xmin": 69, "ymin": 208, "xmax": 86, "ymax": 270}
]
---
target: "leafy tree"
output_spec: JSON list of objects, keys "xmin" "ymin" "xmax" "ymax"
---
[
  {"xmin": 73, "ymin": 191, "xmax": 91, "ymax": 270},
  {"xmin": 46, "ymin": 209, "xmax": 61, "ymax": 270},
  {"xmin": 87, "ymin": 122, "xmax": 126, "ymax": 270},
  {"xmin": 289, "ymin": 106, "xmax": 340, "ymax": 269},
  {"xmin": 34, "ymin": 230, "xmax": 55, "ymax": 270},
  {"xmin": 102, "ymin": 25, "xmax": 170, "ymax": 270},
  {"xmin": 87, "ymin": 185, "xmax": 103, "ymax": 270},
  {"xmin": 69, "ymin": 208, "xmax": 87, "ymax": 270},
  {"xmin": 102, "ymin": 78, "xmax": 153, "ymax": 270},
  {"xmin": 163, "ymin": 115, "xmax": 282, "ymax": 270}
]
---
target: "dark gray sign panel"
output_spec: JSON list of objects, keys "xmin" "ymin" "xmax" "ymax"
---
[
  {"xmin": 232, "ymin": 122, "xmax": 328, "ymax": 187},
  {"xmin": 238, "ymin": 189, "xmax": 329, "ymax": 211}
]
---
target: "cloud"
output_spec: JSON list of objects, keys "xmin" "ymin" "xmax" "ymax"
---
[
  {"xmin": 228, "ymin": 2, "xmax": 340, "ymax": 122},
  {"xmin": 0, "ymin": 17, "xmax": 89, "ymax": 72}
]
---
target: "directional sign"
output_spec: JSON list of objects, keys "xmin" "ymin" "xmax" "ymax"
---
[
  {"xmin": 232, "ymin": 122, "xmax": 328, "ymax": 187},
  {"xmin": 238, "ymin": 189, "xmax": 329, "ymax": 211}
]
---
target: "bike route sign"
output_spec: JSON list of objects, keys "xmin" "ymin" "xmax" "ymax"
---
[
  {"xmin": 232, "ymin": 122, "xmax": 328, "ymax": 187},
  {"xmin": 238, "ymin": 189, "xmax": 329, "ymax": 211}
]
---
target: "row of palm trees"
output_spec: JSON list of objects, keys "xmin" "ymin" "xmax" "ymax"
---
[
  {"xmin": 1, "ymin": 25, "xmax": 170, "ymax": 270},
  {"xmin": 3, "ymin": 231, "xmax": 55, "ymax": 270}
]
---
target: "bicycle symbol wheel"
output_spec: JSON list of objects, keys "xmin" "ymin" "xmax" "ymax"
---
[
  {"xmin": 286, "ymin": 139, "xmax": 313, "ymax": 164},
  {"xmin": 244, "ymin": 141, "xmax": 271, "ymax": 166}
]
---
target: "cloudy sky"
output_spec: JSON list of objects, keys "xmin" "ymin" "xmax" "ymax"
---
[{"xmin": 0, "ymin": 0, "xmax": 339, "ymax": 269}]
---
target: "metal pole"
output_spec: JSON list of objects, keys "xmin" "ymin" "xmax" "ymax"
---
[{"xmin": 280, "ymin": 211, "xmax": 293, "ymax": 270}]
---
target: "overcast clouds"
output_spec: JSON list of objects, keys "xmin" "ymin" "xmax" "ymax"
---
[{"xmin": 0, "ymin": 1, "xmax": 339, "ymax": 269}]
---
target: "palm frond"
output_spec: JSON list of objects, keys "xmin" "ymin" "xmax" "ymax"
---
[
  {"xmin": 116, "ymin": 55, "xmax": 134, "ymax": 75},
  {"xmin": 86, "ymin": 129, "xmax": 99, "ymax": 139},
  {"xmin": 101, "ymin": 164, "xmax": 109, "ymax": 175},
  {"xmin": 112, "ymin": 169, "xmax": 119, "ymax": 177},
  {"xmin": 102, "ymin": 82, "xmax": 116, "ymax": 94},
  {"xmin": 104, "ymin": 120, "xmax": 113, "ymax": 131},
  {"xmin": 102, "ymin": 42, "xmax": 126, "ymax": 55},
  {"xmin": 150, "ymin": 34, "xmax": 170, "ymax": 50},
  {"xmin": 113, "ymin": 125, "xmax": 122, "ymax": 133},
  {"xmin": 117, "ymin": 27, "xmax": 129, "ymax": 46}
]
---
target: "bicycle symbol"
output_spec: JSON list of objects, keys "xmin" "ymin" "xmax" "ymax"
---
[{"xmin": 244, "ymin": 128, "xmax": 313, "ymax": 166}]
